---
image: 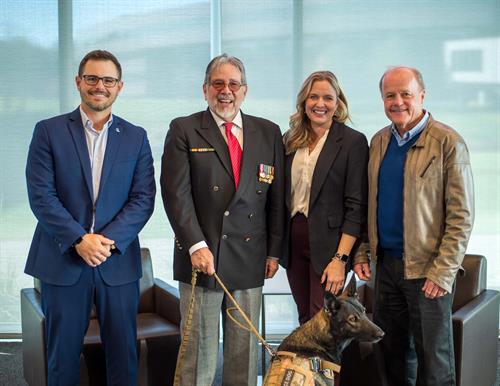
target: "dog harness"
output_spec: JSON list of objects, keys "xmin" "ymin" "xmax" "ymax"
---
[{"xmin": 263, "ymin": 351, "xmax": 341, "ymax": 386}]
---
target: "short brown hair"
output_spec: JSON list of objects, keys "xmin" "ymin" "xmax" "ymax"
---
[{"xmin": 78, "ymin": 50, "xmax": 122, "ymax": 80}]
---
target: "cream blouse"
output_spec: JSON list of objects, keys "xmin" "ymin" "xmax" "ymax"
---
[{"xmin": 290, "ymin": 129, "xmax": 329, "ymax": 218}]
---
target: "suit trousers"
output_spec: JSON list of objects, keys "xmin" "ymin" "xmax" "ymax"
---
[
  {"xmin": 41, "ymin": 265, "xmax": 140, "ymax": 386},
  {"xmin": 373, "ymin": 255, "xmax": 455, "ymax": 386},
  {"xmin": 178, "ymin": 282, "xmax": 262, "ymax": 386},
  {"xmin": 286, "ymin": 214, "xmax": 324, "ymax": 325}
]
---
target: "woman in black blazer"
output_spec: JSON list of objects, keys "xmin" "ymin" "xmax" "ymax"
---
[{"xmin": 282, "ymin": 71, "xmax": 368, "ymax": 325}]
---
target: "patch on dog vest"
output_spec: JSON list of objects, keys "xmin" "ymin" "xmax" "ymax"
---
[
  {"xmin": 281, "ymin": 368, "xmax": 305, "ymax": 386},
  {"xmin": 264, "ymin": 357, "xmax": 311, "ymax": 385},
  {"xmin": 263, "ymin": 352, "xmax": 337, "ymax": 386}
]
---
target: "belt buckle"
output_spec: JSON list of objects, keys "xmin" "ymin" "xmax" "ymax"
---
[{"xmin": 309, "ymin": 356, "xmax": 321, "ymax": 372}]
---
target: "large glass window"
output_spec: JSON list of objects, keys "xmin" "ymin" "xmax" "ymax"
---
[
  {"xmin": 0, "ymin": 0, "xmax": 60, "ymax": 333},
  {"xmin": 0, "ymin": 0, "xmax": 498, "ymax": 333},
  {"xmin": 300, "ymin": 0, "xmax": 500, "ymax": 292},
  {"xmin": 0, "ymin": 0, "xmax": 210, "ymax": 333},
  {"xmin": 221, "ymin": 0, "xmax": 294, "ymax": 128},
  {"xmin": 71, "ymin": 0, "xmax": 211, "ymax": 288}
]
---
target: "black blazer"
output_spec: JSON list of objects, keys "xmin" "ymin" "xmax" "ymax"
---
[
  {"xmin": 282, "ymin": 121, "xmax": 368, "ymax": 275},
  {"xmin": 161, "ymin": 109, "xmax": 285, "ymax": 290}
]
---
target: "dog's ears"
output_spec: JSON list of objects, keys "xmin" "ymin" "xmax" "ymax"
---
[
  {"xmin": 339, "ymin": 274, "xmax": 357, "ymax": 299},
  {"xmin": 324, "ymin": 291, "xmax": 342, "ymax": 313}
]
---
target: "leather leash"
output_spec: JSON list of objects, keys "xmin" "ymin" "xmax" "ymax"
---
[
  {"xmin": 173, "ymin": 269, "xmax": 276, "ymax": 386},
  {"xmin": 172, "ymin": 269, "xmax": 199, "ymax": 386}
]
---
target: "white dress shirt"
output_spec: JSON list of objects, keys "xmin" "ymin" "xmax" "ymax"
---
[{"xmin": 80, "ymin": 106, "xmax": 113, "ymax": 232}]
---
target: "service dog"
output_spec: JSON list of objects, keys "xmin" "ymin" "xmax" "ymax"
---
[{"xmin": 263, "ymin": 276, "xmax": 384, "ymax": 386}]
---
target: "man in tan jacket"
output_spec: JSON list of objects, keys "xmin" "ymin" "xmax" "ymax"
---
[{"xmin": 354, "ymin": 66, "xmax": 474, "ymax": 386}]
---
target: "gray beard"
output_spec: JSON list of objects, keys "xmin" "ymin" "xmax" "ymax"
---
[{"xmin": 213, "ymin": 106, "xmax": 237, "ymax": 121}]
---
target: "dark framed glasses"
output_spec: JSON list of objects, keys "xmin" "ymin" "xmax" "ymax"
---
[
  {"xmin": 81, "ymin": 75, "xmax": 120, "ymax": 88},
  {"xmin": 209, "ymin": 80, "xmax": 245, "ymax": 92}
]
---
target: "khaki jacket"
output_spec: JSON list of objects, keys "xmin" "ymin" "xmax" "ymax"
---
[{"xmin": 354, "ymin": 115, "xmax": 474, "ymax": 293}]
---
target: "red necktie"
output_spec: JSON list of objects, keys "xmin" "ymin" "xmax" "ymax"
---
[{"xmin": 224, "ymin": 122, "xmax": 242, "ymax": 188}]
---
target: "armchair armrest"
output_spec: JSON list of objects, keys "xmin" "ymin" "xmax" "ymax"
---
[
  {"xmin": 21, "ymin": 288, "xmax": 47, "ymax": 386},
  {"xmin": 452, "ymin": 289, "xmax": 500, "ymax": 386},
  {"xmin": 153, "ymin": 278, "xmax": 181, "ymax": 325}
]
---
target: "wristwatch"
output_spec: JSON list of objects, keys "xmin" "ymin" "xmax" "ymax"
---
[{"xmin": 332, "ymin": 252, "xmax": 349, "ymax": 264}]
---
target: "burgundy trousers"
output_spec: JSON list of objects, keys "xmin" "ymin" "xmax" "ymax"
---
[{"xmin": 286, "ymin": 213, "xmax": 325, "ymax": 325}]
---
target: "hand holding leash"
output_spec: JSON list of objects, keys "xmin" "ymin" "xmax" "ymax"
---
[{"xmin": 190, "ymin": 247, "xmax": 215, "ymax": 275}]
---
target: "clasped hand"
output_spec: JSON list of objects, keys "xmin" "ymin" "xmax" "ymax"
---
[{"xmin": 75, "ymin": 234, "xmax": 114, "ymax": 267}]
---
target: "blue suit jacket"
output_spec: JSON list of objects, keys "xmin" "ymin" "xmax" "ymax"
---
[{"xmin": 25, "ymin": 108, "xmax": 155, "ymax": 286}]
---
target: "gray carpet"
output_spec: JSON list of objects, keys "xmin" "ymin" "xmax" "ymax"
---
[
  {"xmin": 0, "ymin": 341, "xmax": 265, "ymax": 386},
  {"xmin": 0, "ymin": 342, "xmax": 27, "ymax": 386},
  {"xmin": 1, "ymin": 341, "xmax": 499, "ymax": 386}
]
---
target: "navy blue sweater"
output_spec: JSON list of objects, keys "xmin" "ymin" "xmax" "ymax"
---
[{"xmin": 377, "ymin": 133, "xmax": 421, "ymax": 257}]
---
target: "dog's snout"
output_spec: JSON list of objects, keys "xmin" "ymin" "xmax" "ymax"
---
[{"xmin": 371, "ymin": 326, "xmax": 385, "ymax": 342}]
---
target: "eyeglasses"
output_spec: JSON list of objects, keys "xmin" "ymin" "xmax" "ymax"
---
[
  {"xmin": 81, "ymin": 75, "xmax": 120, "ymax": 88},
  {"xmin": 209, "ymin": 80, "xmax": 245, "ymax": 92}
]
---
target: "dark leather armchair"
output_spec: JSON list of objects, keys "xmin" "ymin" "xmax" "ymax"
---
[
  {"xmin": 355, "ymin": 254, "xmax": 500, "ymax": 386},
  {"xmin": 21, "ymin": 248, "xmax": 181, "ymax": 386}
]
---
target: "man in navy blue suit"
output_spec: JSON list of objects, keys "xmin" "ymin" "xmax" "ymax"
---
[{"xmin": 25, "ymin": 50, "xmax": 155, "ymax": 385}]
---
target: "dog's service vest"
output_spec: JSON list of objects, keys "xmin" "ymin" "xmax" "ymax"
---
[{"xmin": 263, "ymin": 351, "xmax": 340, "ymax": 386}]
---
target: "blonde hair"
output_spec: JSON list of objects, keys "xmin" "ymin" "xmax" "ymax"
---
[{"xmin": 284, "ymin": 71, "xmax": 350, "ymax": 154}]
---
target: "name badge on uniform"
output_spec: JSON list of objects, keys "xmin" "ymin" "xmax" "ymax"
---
[
  {"xmin": 258, "ymin": 163, "xmax": 274, "ymax": 184},
  {"xmin": 190, "ymin": 147, "xmax": 215, "ymax": 153}
]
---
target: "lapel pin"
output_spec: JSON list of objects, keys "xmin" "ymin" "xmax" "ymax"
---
[{"xmin": 116, "ymin": 127, "xmax": 120, "ymax": 133}]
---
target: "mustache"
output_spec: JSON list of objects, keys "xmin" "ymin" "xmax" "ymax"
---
[
  {"xmin": 217, "ymin": 93, "xmax": 234, "ymax": 102},
  {"xmin": 89, "ymin": 90, "xmax": 110, "ymax": 97}
]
